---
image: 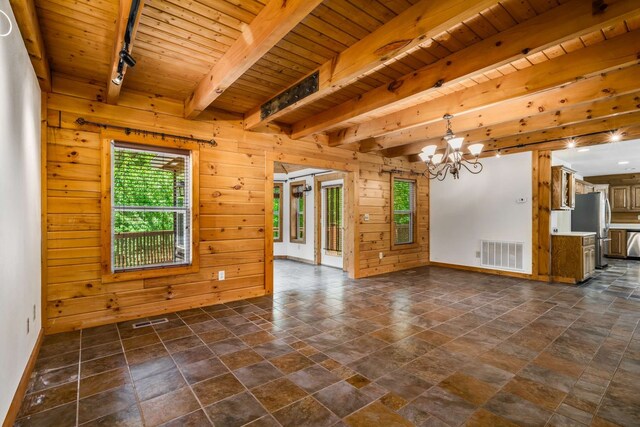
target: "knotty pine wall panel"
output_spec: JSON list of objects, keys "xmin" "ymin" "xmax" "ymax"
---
[{"xmin": 44, "ymin": 88, "xmax": 428, "ymax": 333}]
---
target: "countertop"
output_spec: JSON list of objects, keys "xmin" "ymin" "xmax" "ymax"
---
[
  {"xmin": 610, "ymin": 224, "xmax": 640, "ymax": 231},
  {"xmin": 552, "ymin": 231, "xmax": 596, "ymax": 237}
]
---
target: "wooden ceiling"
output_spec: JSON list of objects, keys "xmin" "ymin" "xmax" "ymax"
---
[{"xmin": 14, "ymin": 0, "xmax": 640, "ymax": 160}]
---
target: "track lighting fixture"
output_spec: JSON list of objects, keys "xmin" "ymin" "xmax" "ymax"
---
[{"xmin": 111, "ymin": 73, "xmax": 124, "ymax": 86}]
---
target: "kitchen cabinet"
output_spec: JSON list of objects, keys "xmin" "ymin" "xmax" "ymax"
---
[
  {"xmin": 552, "ymin": 233, "xmax": 596, "ymax": 284},
  {"xmin": 631, "ymin": 185, "xmax": 640, "ymax": 210},
  {"xmin": 575, "ymin": 179, "xmax": 594, "ymax": 195},
  {"xmin": 610, "ymin": 185, "xmax": 631, "ymax": 211},
  {"xmin": 551, "ymin": 166, "xmax": 576, "ymax": 210},
  {"xmin": 608, "ymin": 229, "xmax": 627, "ymax": 258}
]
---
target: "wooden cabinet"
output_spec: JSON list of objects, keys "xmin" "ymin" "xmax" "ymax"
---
[
  {"xmin": 610, "ymin": 185, "xmax": 631, "ymax": 211},
  {"xmin": 608, "ymin": 229, "xmax": 627, "ymax": 258},
  {"xmin": 552, "ymin": 234, "xmax": 596, "ymax": 284},
  {"xmin": 631, "ymin": 185, "xmax": 640, "ymax": 210},
  {"xmin": 575, "ymin": 179, "xmax": 594, "ymax": 195},
  {"xmin": 552, "ymin": 166, "xmax": 576, "ymax": 210}
]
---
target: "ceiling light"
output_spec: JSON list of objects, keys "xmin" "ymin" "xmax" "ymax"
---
[
  {"xmin": 578, "ymin": 148, "xmax": 590, "ymax": 152},
  {"xmin": 618, "ymin": 161, "xmax": 630, "ymax": 165},
  {"xmin": 420, "ymin": 114, "xmax": 483, "ymax": 180},
  {"xmin": 496, "ymin": 151, "xmax": 501, "ymax": 158},
  {"xmin": 566, "ymin": 138, "xmax": 576, "ymax": 148},
  {"xmin": 610, "ymin": 132, "xmax": 622, "ymax": 142},
  {"xmin": 0, "ymin": 10, "xmax": 12, "ymax": 37},
  {"xmin": 111, "ymin": 73, "xmax": 124, "ymax": 86}
]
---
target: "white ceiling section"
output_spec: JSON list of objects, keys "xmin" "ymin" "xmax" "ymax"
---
[{"xmin": 553, "ymin": 139, "xmax": 640, "ymax": 177}]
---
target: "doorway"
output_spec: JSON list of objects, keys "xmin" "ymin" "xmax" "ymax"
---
[{"xmin": 266, "ymin": 159, "xmax": 355, "ymax": 293}]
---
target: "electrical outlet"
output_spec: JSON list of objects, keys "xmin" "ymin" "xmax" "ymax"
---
[
  {"xmin": 218, "ymin": 271, "xmax": 225, "ymax": 281},
  {"xmin": 364, "ymin": 213, "xmax": 370, "ymax": 221},
  {"xmin": 27, "ymin": 318, "xmax": 29, "ymax": 334},
  {"xmin": 637, "ymin": 214, "xmax": 640, "ymax": 220},
  {"xmin": 379, "ymin": 252, "xmax": 383, "ymax": 260}
]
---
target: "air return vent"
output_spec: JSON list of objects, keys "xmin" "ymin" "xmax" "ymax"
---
[
  {"xmin": 481, "ymin": 240, "xmax": 524, "ymax": 271},
  {"xmin": 132, "ymin": 318, "xmax": 168, "ymax": 329}
]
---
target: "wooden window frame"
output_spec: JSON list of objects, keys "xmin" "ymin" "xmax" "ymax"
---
[
  {"xmin": 391, "ymin": 175, "xmax": 418, "ymax": 250},
  {"xmin": 100, "ymin": 131, "xmax": 200, "ymax": 282},
  {"xmin": 290, "ymin": 180, "xmax": 306, "ymax": 244},
  {"xmin": 273, "ymin": 183, "xmax": 283, "ymax": 243}
]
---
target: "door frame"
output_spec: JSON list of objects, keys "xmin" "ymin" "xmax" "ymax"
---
[
  {"xmin": 314, "ymin": 173, "xmax": 346, "ymax": 268},
  {"xmin": 264, "ymin": 153, "xmax": 358, "ymax": 294}
]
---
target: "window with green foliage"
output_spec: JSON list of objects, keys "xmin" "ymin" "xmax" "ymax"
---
[
  {"xmin": 325, "ymin": 185, "xmax": 343, "ymax": 253},
  {"xmin": 393, "ymin": 178, "xmax": 415, "ymax": 245},
  {"xmin": 290, "ymin": 182, "xmax": 305, "ymax": 243},
  {"xmin": 111, "ymin": 142, "xmax": 191, "ymax": 271},
  {"xmin": 273, "ymin": 183, "xmax": 283, "ymax": 242}
]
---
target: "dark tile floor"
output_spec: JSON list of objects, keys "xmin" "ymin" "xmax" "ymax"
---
[{"xmin": 14, "ymin": 259, "xmax": 640, "ymax": 426}]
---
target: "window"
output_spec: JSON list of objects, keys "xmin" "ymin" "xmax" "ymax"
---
[
  {"xmin": 290, "ymin": 181, "xmax": 306, "ymax": 243},
  {"xmin": 111, "ymin": 142, "xmax": 192, "ymax": 271},
  {"xmin": 392, "ymin": 178, "xmax": 416, "ymax": 246},
  {"xmin": 273, "ymin": 183, "xmax": 283, "ymax": 242},
  {"xmin": 324, "ymin": 185, "xmax": 343, "ymax": 254}
]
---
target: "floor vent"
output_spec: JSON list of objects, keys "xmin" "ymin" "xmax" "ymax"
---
[
  {"xmin": 481, "ymin": 240, "xmax": 524, "ymax": 271},
  {"xmin": 132, "ymin": 318, "xmax": 168, "ymax": 329}
]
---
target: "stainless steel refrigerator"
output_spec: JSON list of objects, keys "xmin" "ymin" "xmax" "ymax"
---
[{"xmin": 571, "ymin": 192, "xmax": 611, "ymax": 268}]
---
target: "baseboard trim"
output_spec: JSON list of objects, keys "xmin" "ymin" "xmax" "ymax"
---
[
  {"xmin": 274, "ymin": 255, "xmax": 316, "ymax": 265},
  {"xmin": 428, "ymin": 262, "xmax": 533, "ymax": 280},
  {"xmin": 2, "ymin": 329, "xmax": 43, "ymax": 427}
]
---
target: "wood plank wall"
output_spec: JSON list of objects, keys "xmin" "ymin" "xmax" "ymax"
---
[{"xmin": 43, "ymin": 78, "xmax": 429, "ymax": 333}]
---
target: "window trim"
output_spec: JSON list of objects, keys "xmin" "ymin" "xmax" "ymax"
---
[
  {"xmin": 273, "ymin": 183, "xmax": 283, "ymax": 243},
  {"xmin": 390, "ymin": 175, "xmax": 418, "ymax": 251},
  {"xmin": 289, "ymin": 180, "xmax": 306, "ymax": 244},
  {"xmin": 100, "ymin": 132, "xmax": 200, "ymax": 282}
]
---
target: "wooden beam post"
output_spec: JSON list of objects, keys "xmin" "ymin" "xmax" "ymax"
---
[
  {"xmin": 106, "ymin": 0, "xmax": 145, "ymax": 105},
  {"xmin": 329, "ymin": 29, "xmax": 640, "ymax": 146},
  {"xmin": 536, "ymin": 150, "xmax": 552, "ymax": 280},
  {"xmin": 290, "ymin": 0, "xmax": 640, "ymax": 139},
  {"xmin": 184, "ymin": 0, "xmax": 323, "ymax": 119},
  {"xmin": 243, "ymin": 0, "xmax": 498, "ymax": 130},
  {"xmin": 9, "ymin": 0, "xmax": 51, "ymax": 91}
]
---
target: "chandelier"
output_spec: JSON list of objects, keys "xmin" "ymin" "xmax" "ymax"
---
[{"xmin": 419, "ymin": 114, "xmax": 484, "ymax": 180}]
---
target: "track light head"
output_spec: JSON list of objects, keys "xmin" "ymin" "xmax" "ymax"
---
[
  {"xmin": 119, "ymin": 49, "xmax": 136, "ymax": 68},
  {"xmin": 111, "ymin": 73, "xmax": 123, "ymax": 86}
]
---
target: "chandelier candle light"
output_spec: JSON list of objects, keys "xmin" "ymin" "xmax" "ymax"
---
[{"xmin": 419, "ymin": 114, "xmax": 484, "ymax": 180}]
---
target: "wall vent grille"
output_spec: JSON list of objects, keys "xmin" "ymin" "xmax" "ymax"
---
[
  {"xmin": 132, "ymin": 318, "xmax": 168, "ymax": 329},
  {"xmin": 480, "ymin": 240, "xmax": 524, "ymax": 271}
]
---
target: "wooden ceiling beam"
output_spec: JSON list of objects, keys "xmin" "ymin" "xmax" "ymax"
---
[
  {"xmin": 329, "ymin": 29, "xmax": 640, "ymax": 147},
  {"xmin": 368, "ymin": 65, "xmax": 640, "ymax": 153},
  {"xmin": 384, "ymin": 91, "xmax": 640, "ymax": 158},
  {"xmin": 243, "ymin": 0, "xmax": 499, "ymax": 130},
  {"xmin": 107, "ymin": 0, "xmax": 145, "ymax": 105},
  {"xmin": 184, "ymin": 0, "xmax": 323, "ymax": 119},
  {"xmin": 406, "ymin": 111, "xmax": 640, "ymax": 163},
  {"xmin": 9, "ymin": 0, "xmax": 51, "ymax": 91},
  {"xmin": 290, "ymin": 0, "xmax": 640, "ymax": 140}
]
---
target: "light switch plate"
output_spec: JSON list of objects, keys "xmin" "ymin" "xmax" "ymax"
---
[
  {"xmin": 218, "ymin": 271, "xmax": 225, "ymax": 281},
  {"xmin": 364, "ymin": 213, "xmax": 370, "ymax": 221}
]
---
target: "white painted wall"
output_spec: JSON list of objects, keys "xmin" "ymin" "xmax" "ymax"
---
[
  {"xmin": 430, "ymin": 152, "xmax": 533, "ymax": 274},
  {"xmin": 0, "ymin": 0, "xmax": 43, "ymax": 421}
]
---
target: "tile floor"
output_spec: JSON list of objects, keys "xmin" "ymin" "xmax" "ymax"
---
[{"xmin": 14, "ymin": 259, "xmax": 640, "ymax": 426}]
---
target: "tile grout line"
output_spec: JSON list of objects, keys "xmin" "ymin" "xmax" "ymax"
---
[
  {"xmin": 75, "ymin": 329, "xmax": 82, "ymax": 427},
  {"xmin": 115, "ymin": 323, "xmax": 148, "ymax": 427}
]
